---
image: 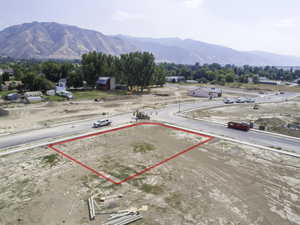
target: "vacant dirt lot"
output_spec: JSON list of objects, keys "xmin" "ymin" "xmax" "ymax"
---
[
  {"xmin": 0, "ymin": 86, "xmax": 206, "ymax": 135},
  {"xmin": 0, "ymin": 124, "xmax": 299, "ymax": 225},
  {"xmin": 0, "ymin": 84, "xmax": 256, "ymax": 135},
  {"xmin": 187, "ymin": 99, "xmax": 300, "ymax": 137}
]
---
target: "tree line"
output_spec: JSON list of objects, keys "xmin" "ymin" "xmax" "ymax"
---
[
  {"xmin": 0, "ymin": 52, "xmax": 166, "ymax": 92},
  {"xmin": 161, "ymin": 62, "xmax": 300, "ymax": 85},
  {"xmin": 1, "ymin": 54, "xmax": 300, "ymax": 92}
]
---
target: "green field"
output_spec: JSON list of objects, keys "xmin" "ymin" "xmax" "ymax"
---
[{"xmin": 0, "ymin": 90, "xmax": 16, "ymax": 98}]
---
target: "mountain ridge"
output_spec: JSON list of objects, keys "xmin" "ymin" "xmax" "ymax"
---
[{"xmin": 1, "ymin": 22, "xmax": 300, "ymax": 66}]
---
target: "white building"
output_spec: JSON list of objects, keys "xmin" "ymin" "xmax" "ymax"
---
[
  {"xmin": 258, "ymin": 77, "xmax": 281, "ymax": 85},
  {"xmin": 166, "ymin": 76, "xmax": 185, "ymax": 83},
  {"xmin": 188, "ymin": 87, "xmax": 222, "ymax": 98},
  {"xmin": 55, "ymin": 79, "xmax": 67, "ymax": 93}
]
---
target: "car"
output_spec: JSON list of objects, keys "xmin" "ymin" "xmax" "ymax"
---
[
  {"xmin": 236, "ymin": 97, "xmax": 246, "ymax": 103},
  {"xmin": 57, "ymin": 91, "xmax": 73, "ymax": 99},
  {"xmin": 223, "ymin": 98, "xmax": 234, "ymax": 104},
  {"xmin": 93, "ymin": 119, "xmax": 112, "ymax": 128},
  {"xmin": 245, "ymin": 98, "xmax": 255, "ymax": 103}
]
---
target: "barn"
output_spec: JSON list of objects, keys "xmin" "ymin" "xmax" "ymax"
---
[{"xmin": 96, "ymin": 77, "xmax": 116, "ymax": 90}]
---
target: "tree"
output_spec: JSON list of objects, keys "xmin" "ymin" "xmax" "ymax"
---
[
  {"xmin": 60, "ymin": 63, "xmax": 74, "ymax": 79},
  {"xmin": 238, "ymin": 74, "xmax": 249, "ymax": 83},
  {"xmin": 137, "ymin": 52, "xmax": 156, "ymax": 92},
  {"xmin": 21, "ymin": 72, "xmax": 36, "ymax": 90},
  {"xmin": 21, "ymin": 72, "xmax": 53, "ymax": 91},
  {"xmin": 41, "ymin": 62, "xmax": 61, "ymax": 82},
  {"xmin": 153, "ymin": 65, "xmax": 166, "ymax": 86},
  {"xmin": 2, "ymin": 72, "xmax": 10, "ymax": 82},
  {"xmin": 81, "ymin": 52, "xmax": 110, "ymax": 86},
  {"xmin": 216, "ymin": 74, "xmax": 226, "ymax": 85},
  {"xmin": 119, "ymin": 52, "xmax": 155, "ymax": 92},
  {"xmin": 252, "ymin": 75, "xmax": 259, "ymax": 84},
  {"xmin": 33, "ymin": 76, "xmax": 53, "ymax": 91},
  {"xmin": 225, "ymin": 73, "xmax": 235, "ymax": 83},
  {"xmin": 68, "ymin": 71, "xmax": 84, "ymax": 88}
]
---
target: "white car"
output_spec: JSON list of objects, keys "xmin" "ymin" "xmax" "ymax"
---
[
  {"xmin": 93, "ymin": 119, "xmax": 112, "ymax": 128},
  {"xmin": 223, "ymin": 98, "xmax": 234, "ymax": 104},
  {"xmin": 236, "ymin": 97, "xmax": 246, "ymax": 103},
  {"xmin": 245, "ymin": 98, "xmax": 255, "ymax": 103},
  {"xmin": 57, "ymin": 91, "xmax": 73, "ymax": 99}
]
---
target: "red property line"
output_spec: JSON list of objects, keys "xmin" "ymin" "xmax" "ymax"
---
[{"xmin": 48, "ymin": 122, "xmax": 214, "ymax": 185}]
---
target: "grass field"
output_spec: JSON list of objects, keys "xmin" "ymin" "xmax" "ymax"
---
[{"xmin": 0, "ymin": 90, "xmax": 16, "ymax": 98}]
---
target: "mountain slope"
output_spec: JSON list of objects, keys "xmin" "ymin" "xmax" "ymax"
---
[
  {"xmin": 1, "ymin": 22, "xmax": 300, "ymax": 66},
  {"xmin": 0, "ymin": 22, "xmax": 137, "ymax": 59},
  {"xmin": 117, "ymin": 35, "xmax": 300, "ymax": 66}
]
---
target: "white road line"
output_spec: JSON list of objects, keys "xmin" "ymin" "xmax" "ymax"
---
[
  {"xmin": 1, "ymin": 121, "xmax": 299, "ymax": 158},
  {"xmin": 162, "ymin": 122, "xmax": 300, "ymax": 158},
  {"xmin": 0, "ymin": 123, "xmax": 133, "ymax": 157}
]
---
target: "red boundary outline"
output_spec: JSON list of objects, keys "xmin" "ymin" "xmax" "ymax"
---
[{"xmin": 48, "ymin": 122, "xmax": 214, "ymax": 185}]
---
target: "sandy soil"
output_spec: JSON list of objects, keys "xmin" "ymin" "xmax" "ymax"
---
[
  {"xmin": 0, "ymin": 85, "xmax": 254, "ymax": 135},
  {"xmin": 0, "ymin": 86, "xmax": 204, "ymax": 134},
  {"xmin": 187, "ymin": 100, "xmax": 300, "ymax": 137},
  {"xmin": 1, "ymin": 124, "xmax": 299, "ymax": 225}
]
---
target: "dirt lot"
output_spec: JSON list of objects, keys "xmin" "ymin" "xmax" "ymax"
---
[
  {"xmin": 187, "ymin": 99, "xmax": 300, "ymax": 137},
  {"xmin": 1, "ymin": 124, "xmax": 299, "ymax": 225},
  {"xmin": 0, "ymin": 86, "xmax": 205, "ymax": 135},
  {"xmin": 0, "ymin": 84, "xmax": 259, "ymax": 135}
]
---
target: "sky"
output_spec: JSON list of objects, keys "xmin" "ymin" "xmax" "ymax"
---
[{"xmin": 1, "ymin": 0, "xmax": 300, "ymax": 56}]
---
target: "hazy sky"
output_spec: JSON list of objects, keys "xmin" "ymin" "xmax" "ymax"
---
[{"xmin": 1, "ymin": 0, "xmax": 300, "ymax": 56}]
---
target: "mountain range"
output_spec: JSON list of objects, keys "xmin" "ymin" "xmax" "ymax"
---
[{"xmin": 0, "ymin": 22, "xmax": 300, "ymax": 66}]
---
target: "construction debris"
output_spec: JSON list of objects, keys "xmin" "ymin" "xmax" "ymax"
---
[
  {"xmin": 88, "ymin": 196, "xmax": 96, "ymax": 220},
  {"xmin": 87, "ymin": 194, "xmax": 145, "ymax": 224},
  {"xmin": 100, "ymin": 194, "xmax": 123, "ymax": 202},
  {"xmin": 103, "ymin": 212, "xmax": 142, "ymax": 225}
]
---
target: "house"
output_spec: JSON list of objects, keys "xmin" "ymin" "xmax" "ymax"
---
[
  {"xmin": 3, "ymin": 68, "xmax": 14, "ymax": 76},
  {"xmin": 258, "ymin": 77, "xmax": 281, "ymax": 85},
  {"xmin": 55, "ymin": 79, "xmax": 67, "ymax": 93},
  {"xmin": 2, "ymin": 81, "xmax": 23, "ymax": 90},
  {"xmin": 96, "ymin": 77, "xmax": 116, "ymax": 90},
  {"xmin": 188, "ymin": 87, "xmax": 222, "ymax": 98},
  {"xmin": 166, "ymin": 76, "xmax": 185, "ymax": 83}
]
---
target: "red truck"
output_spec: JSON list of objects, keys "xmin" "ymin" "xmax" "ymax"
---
[{"xmin": 227, "ymin": 122, "xmax": 250, "ymax": 131}]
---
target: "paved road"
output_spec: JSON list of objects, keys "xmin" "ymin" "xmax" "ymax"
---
[{"xmin": 1, "ymin": 91, "xmax": 300, "ymax": 153}]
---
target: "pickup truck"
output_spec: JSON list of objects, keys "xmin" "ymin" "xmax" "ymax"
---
[{"xmin": 227, "ymin": 122, "xmax": 250, "ymax": 131}]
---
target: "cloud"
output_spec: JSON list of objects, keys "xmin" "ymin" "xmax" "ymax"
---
[
  {"xmin": 275, "ymin": 18, "xmax": 297, "ymax": 28},
  {"xmin": 112, "ymin": 10, "xmax": 144, "ymax": 22},
  {"xmin": 183, "ymin": 0, "xmax": 204, "ymax": 9}
]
